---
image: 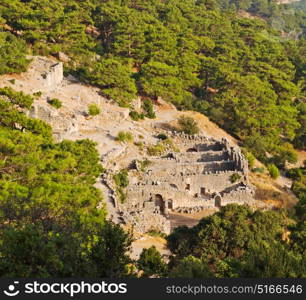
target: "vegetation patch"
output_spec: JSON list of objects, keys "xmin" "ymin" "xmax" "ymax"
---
[
  {"xmin": 88, "ymin": 103, "xmax": 100, "ymax": 116},
  {"xmin": 137, "ymin": 159, "xmax": 152, "ymax": 172},
  {"xmin": 116, "ymin": 131, "xmax": 133, "ymax": 143},
  {"xmin": 137, "ymin": 246, "xmax": 167, "ymax": 278},
  {"xmin": 147, "ymin": 138, "xmax": 179, "ymax": 156},
  {"xmin": 147, "ymin": 143, "xmax": 166, "ymax": 156},
  {"xmin": 33, "ymin": 91, "xmax": 42, "ymax": 98},
  {"xmin": 142, "ymin": 99, "xmax": 156, "ymax": 119},
  {"xmin": 48, "ymin": 98, "xmax": 62, "ymax": 109},
  {"xmin": 129, "ymin": 110, "xmax": 145, "ymax": 121},
  {"xmin": 178, "ymin": 116, "xmax": 199, "ymax": 135},
  {"xmin": 230, "ymin": 173, "xmax": 242, "ymax": 183},
  {"xmin": 113, "ymin": 169, "xmax": 129, "ymax": 204},
  {"xmin": 268, "ymin": 164, "xmax": 280, "ymax": 179}
]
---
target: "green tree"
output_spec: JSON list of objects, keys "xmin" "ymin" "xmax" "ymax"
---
[
  {"xmin": 140, "ymin": 61, "xmax": 186, "ymax": 104},
  {"xmin": 0, "ymin": 33, "xmax": 30, "ymax": 75},
  {"xmin": 169, "ymin": 255, "xmax": 213, "ymax": 278},
  {"xmin": 178, "ymin": 116, "xmax": 200, "ymax": 135},
  {"xmin": 90, "ymin": 222, "xmax": 133, "ymax": 278},
  {"xmin": 0, "ymin": 224, "xmax": 86, "ymax": 277},
  {"xmin": 240, "ymin": 241, "xmax": 305, "ymax": 278},
  {"xmin": 78, "ymin": 58, "xmax": 137, "ymax": 107},
  {"xmin": 137, "ymin": 246, "xmax": 167, "ymax": 278}
]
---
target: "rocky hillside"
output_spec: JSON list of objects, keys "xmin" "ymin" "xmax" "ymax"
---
[{"xmin": 0, "ymin": 56, "xmax": 297, "ymax": 233}]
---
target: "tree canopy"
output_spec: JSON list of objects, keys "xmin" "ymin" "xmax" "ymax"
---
[
  {"xmin": 0, "ymin": 0, "xmax": 305, "ymax": 278},
  {"xmin": 167, "ymin": 204, "xmax": 306, "ymax": 278},
  {"xmin": 1, "ymin": 0, "xmax": 304, "ymax": 164},
  {"xmin": 0, "ymin": 88, "xmax": 135, "ymax": 277}
]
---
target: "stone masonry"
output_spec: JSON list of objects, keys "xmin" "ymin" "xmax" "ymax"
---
[
  {"xmin": 106, "ymin": 132, "xmax": 255, "ymax": 234},
  {"xmin": 1, "ymin": 56, "xmax": 256, "ymax": 235}
]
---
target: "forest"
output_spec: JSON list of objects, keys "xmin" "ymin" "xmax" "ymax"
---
[{"xmin": 0, "ymin": 0, "xmax": 305, "ymax": 277}]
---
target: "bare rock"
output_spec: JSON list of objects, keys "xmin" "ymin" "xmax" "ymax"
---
[
  {"xmin": 119, "ymin": 108, "xmax": 130, "ymax": 120},
  {"xmin": 57, "ymin": 52, "xmax": 70, "ymax": 63}
]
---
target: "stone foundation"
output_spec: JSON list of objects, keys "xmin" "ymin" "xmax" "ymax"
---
[{"xmin": 107, "ymin": 133, "xmax": 255, "ymax": 233}]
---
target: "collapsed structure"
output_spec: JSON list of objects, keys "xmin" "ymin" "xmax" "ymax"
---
[{"xmin": 104, "ymin": 132, "xmax": 255, "ymax": 234}]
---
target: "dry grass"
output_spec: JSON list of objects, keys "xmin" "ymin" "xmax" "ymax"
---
[
  {"xmin": 129, "ymin": 234, "xmax": 171, "ymax": 260},
  {"xmin": 250, "ymin": 172, "xmax": 298, "ymax": 209},
  {"xmin": 167, "ymin": 111, "xmax": 238, "ymax": 144}
]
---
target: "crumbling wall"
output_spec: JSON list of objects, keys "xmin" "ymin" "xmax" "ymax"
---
[
  {"xmin": 119, "ymin": 209, "xmax": 171, "ymax": 235},
  {"xmin": 106, "ymin": 133, "xmax": 255, "ymax": 233},
  {"xmin": 41, "ymin": 62, "xmax": 63, "ymax": 89},
  {"xmin": 28, "ymin": 104, "xmax": 78, "ymax": 141}
]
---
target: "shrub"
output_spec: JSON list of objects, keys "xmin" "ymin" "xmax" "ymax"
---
[
  {"xmin": 268, "ymin": 164, "xmax": 280, "ymax": 179},
  {"xmin": 178, "ymin": 116, "xmax": 199, "ymax": 135},
  {"xmin": 162, "ymin": 138, "xmax": 179, "ymax": 152},
  {"xmin": 117, "ymin": 187, "xmax": 127, "ymax": 203},
  {"xmin": 143, "ymin": 99, "xmax": 156, "ymax": 119},
  {"xmin": 147, "ymin": 138, "xmax": 179, "ymax": 156},
  {"xmin": 0, "ymin": 87, "xmax": 34, "ymax": 109},
  {"xmin": 137, "ymin": 246, "xmax": 167, "ymax": 277},
  {"xmin": 113, "ymin": 169, "xmax": 129, "ymax": 204},
  {"xmin": 129, "ymin": 110, "xmax": 144, "ymax": 121},
  {"xmin": 134, "ymin": 141, "xmax": 144, "ymax": 150},
  {"xmin": 230, "ymin": 173, "xmax": 242, "ymax": 183},
  {"xmin": 113, "ymin": 169, "xmax": 129, "ymax": 188},
  {"xmin": 147, "ymin": 143, "xmax": 166, "ymax": 156},
  {"xmin": 33, "ymin": 91, "xmax": 42, "ymax": 98},
  {"xmin": 47, "ymin": 98, "xmax": 62, "ymax": 109},
  {"xmin": 138, "ymin": 159, "xmax": 152, "ymax": 171},
  {"xmin": 8, "ymin": 79, "xmax": 15, "ymax": 85},
  {"xmin": 116, "ymin": 131, "xmax": 133, "ymax": 143},
  {"xmin": 157, "ymin": 133, "xmax": 168, "ymax": 140},
  {"xmin": 246, "ymin": 152, "xmax": 255, "ymax": 169},
  {"xmin": 88, "ymin": 103, "xmax": 100, "ymax": 116},
  {"xmin": 286, "ymin": 168, "xmax": 303, "ymax": 181}
]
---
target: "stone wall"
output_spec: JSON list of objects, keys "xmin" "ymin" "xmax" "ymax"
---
[
  {"xmin": 106, "ymin": 133, "xmax": 255, "ymax": 234},
  {"xmin": 41, "ymin": 62, "xmax": 63, "ymax": 89},
  {"xmin": 119, "ymin": 208, "xmax": 171, "ymax": 235},
  {"xmin": 28, "ymin": 104, "xmax": 78, "ymax": 140}
]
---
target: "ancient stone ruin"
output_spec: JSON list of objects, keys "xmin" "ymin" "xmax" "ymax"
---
[
  {"xmin": 104, "ymin": 132, "xmax": 255, "ymax": 234},
  {"xmin": 39, "ymin": 61, "xmax": 63, "ymax": 89}
]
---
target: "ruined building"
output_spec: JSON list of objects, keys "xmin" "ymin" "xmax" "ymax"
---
[{"xmin": 104, "ymin": 132, "xmax": 255, "ymax": 234}]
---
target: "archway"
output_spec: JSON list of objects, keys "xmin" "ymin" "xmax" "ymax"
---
[
  {"xmin": 154, "ymin": 194, "xmax": 165, "ymax": 214},
  {"xmin": 168, "ymin": 199, "xmax": 173, "ymax": 210},
  {"xmin": 215, "ymin": 195, "xmax": 222, "ymax": 208}
]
